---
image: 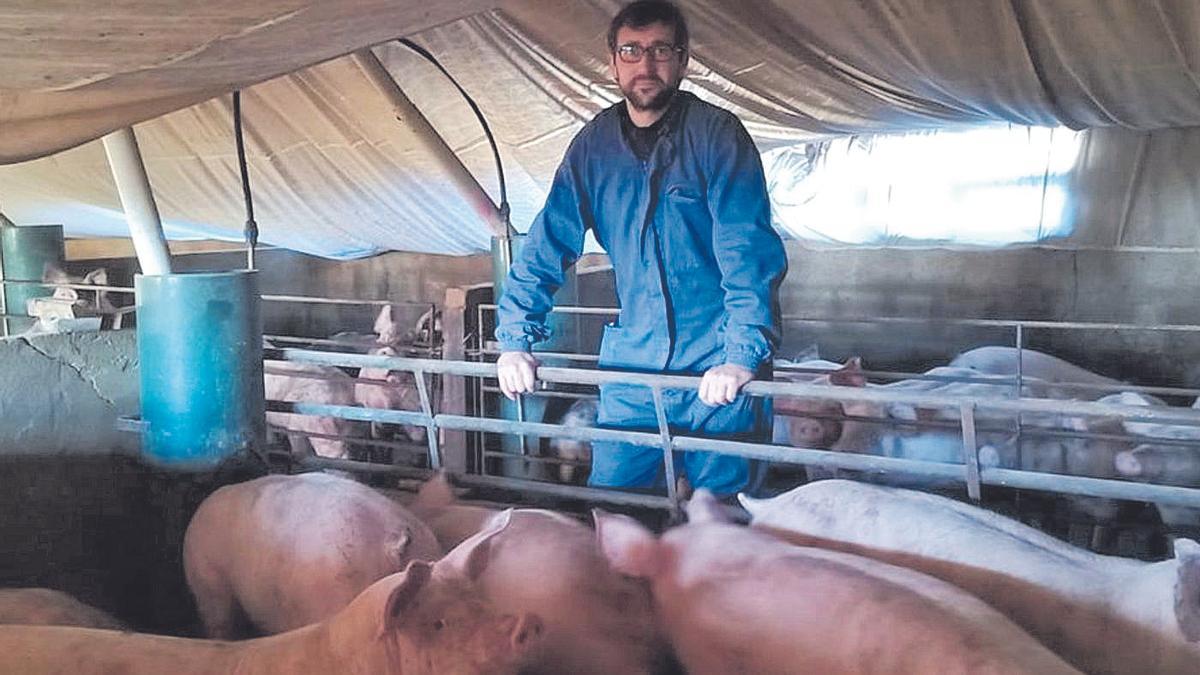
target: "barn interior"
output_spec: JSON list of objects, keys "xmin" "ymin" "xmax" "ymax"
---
[{"xmin": 1, "ymin": 0, "xmax": 1199, "ymax": 669}]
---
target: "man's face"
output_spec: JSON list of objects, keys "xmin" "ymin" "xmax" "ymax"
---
[{"xmin": 610, "ymin": 21, "xmax": 688, "ymax": 113}]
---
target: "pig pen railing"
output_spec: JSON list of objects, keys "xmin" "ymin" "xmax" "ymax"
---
[{"xmin": 265, "ymin": 347, "xmax": 1200, "ymax": 512}]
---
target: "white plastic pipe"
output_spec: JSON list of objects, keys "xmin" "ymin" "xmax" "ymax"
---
[
  {"xmin": 353, "ymin": 49, "xmax": 508, "ymax": 237},
  {"xmin": 102, "ymin": 127, "xmax": 172, "ymax": 275}
]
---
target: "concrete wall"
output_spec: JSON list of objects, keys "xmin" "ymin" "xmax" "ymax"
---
[
  {"xmin": 0, "ymin": 330, "xmax": 139, "ymax": 455},
  {"xmin": 776, "ymin": 244, "xmax": 1200, "ymax": 390}
]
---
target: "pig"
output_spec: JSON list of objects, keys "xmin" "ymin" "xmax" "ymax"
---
[
  {"xmin": 1086, "ymin": 391, "xmax": 1200, "ymax": 529},
  {"xmin": 22, "ymin": 264, "xmax": 118, "ymax": 335},
  {"xmin": 739, "ymin": 479, "xmax": 1200, "ymax": 674},
  {"xmin": 409, "ymin": 472, "xmax": 671, "ymax": 674},
  {"xmin": 545, "ymin": 398, "xmax": 598, "ymax": 485},
  {"xmin": 369, "ymin": 304, "xmax": 441, "ymax": 349},
  {"xmin": 950, "ymin": 346, "xmax": 1125, "ymax": 397},
  {"xmin": 1114, "ymin": 438, "xmax": 1200, "ymax": 530},
  {"xmin": 0, "ymin": 588, "xmax": 126, "ymax": 630},
  {"xmin": 355, "ymin": 345, "xmax": 431, "ymax": 447},
  {"xmin": 0, "ymin": 516, "xmax": 544, "ymax": 675},
  {"xmin": 774, "ymin": 357, "xmax": 886, "ymax": 453},
  {"xmin": 183, "ymin": 472, "xmax": 441, "ymax": 637},
  {"xmin": 42, "ymin": 264, "xmax": 117, "ymax": 314},
  {"xmin": 263, "ymin": 360, "xmax": 367, "ymax": 459},
  {"xmin": 595, "ymin": 490, "xmax": 1082, "ymax": 675},
  {"xmin": 775, "ymin": 358, "xmax": 1127, "ymax": 498}
]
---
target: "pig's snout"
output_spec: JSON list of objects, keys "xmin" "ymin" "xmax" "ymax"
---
[
  {"xmin": 788, "ymin": 418, "xmax": 839, "ymax": 448},
  {"xmin": 1114, "ymin": 450, "xmax": 1143, "ymax": 477}
]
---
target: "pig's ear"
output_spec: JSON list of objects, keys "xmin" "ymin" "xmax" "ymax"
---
[
  {"xmin": 830, "ymin": 358, "xmax": 867, "ymax": 388},
  {"xmin": 83, "ymin": 268, "xmax": 108, "ymax": 285},
  {"xmin": 736, "ymin": 493, "xmax": 764, "ymax": 517},
  {"xmin": 385, "ymin": 528, "xmax": 414, "ymax": 567},
  {"xmin": 1174, "ymin": 538, "xmax": 1200, "ymax": 641},
  {"xmin": 685, "ymin": 489, "xmax": 730, "ymax": 524},
  {"xmin": 593, "ymin": 510, "xmax": 661, "ymax": 579},
  {"xmin": 374, "ymin": 305, "xmax": 399, "ymax": 344},
  {"xmin": 381, "ymin": 560, "xmax": 433, "ymax": 635},
  {"xmin": 41, "ymin": 262, "xmax": 69, "ymax": 283},
  {"xmin": 1113, "ymin": 448, "xmax": 1145, "ymax": 477},
  {"xmin": 440, "ymin": 509, "xmax": 512, "ymax": 581},
  {"xmin": 413, "ymin": 471, "xmax": 458, "ymax": 511}
]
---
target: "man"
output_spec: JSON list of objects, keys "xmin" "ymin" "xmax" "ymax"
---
[{"xmin": 494, "ymin": 0, "xmax": 786, "ymax": 497}]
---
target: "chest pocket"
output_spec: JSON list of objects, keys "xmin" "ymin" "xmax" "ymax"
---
[{"xmin": 660, "ymin": 184, "xmax": 713, "ymax": 272}]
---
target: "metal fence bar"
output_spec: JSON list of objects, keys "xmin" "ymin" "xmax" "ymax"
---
[
  {"xmin": 480, "ymin": 450, "xmax": 590, "ymax": 468},
  {"xmin": 477, "ymin": 303, "xmax": 620, "ymax": 317},
  {"xmin": 775, "ymin": 363, "xmax": 1200, "ymax": 399},
  {"xmin": 651, "ymin": 386, "xmax": 678, "ymax": 503},
  {"xmin": 271, "ymin": 389, "xmax": 1200, "ymax": 507},
  {"xmin": 959, "ymin": 403, "xmax": 982, "ymax": 501},
  {"xmin": 781, "ymin": 314, "xmax": 1200, "ymax": 333},
  {"xmin": 260, "ymin": 294, "xmax": 433, "ymax": 308},
  {"xmin": 775, "ymin": 408, "xmax": 1200, "ymax": 448},
  {"xmin": 268, "ymin": 426, "xmax": 428, "ymax": 454},
  {"xmin": 475, "ymin": 301, "xmax": 1200, "ymax": 333},
  {"xmin": 277, "ymin": 397, "xmax": 1200, "ymax": 508},
  {"xmin": 412, "ymin": 369, "xmax": 441, "ymax": 470},
  {"xmin": 270, "ymin": 348, "xmax": 1200, "ymax": 426},
  {"xmin": 670, "ymin": 435, "xmax": 1200, "ymax": 508},
  {"xmin": 980, "ymin": 467, "xmax": 1200, "ymax": 507},
  {"xmin": 0, "ymin": 279, "xmax": 136, "ymax": 294},
  {"xmin": 268, "ymin": 401, "xmax": 430, "ymax": 427},
  {"xmin": 266, "ymin": 349, "xmax": 1200, "ymax": 508}
]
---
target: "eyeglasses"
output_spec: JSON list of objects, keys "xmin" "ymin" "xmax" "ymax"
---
[{"xmin": 615, "ymin": 42, "xmax": 684, "ymax": 63}]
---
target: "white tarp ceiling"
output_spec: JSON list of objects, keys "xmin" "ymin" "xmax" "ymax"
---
[{"xmin": 1, "ymin": 1, "xmax": 1199, "ymax": 258}]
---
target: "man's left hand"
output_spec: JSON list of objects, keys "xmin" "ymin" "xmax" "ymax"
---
[{"xmin": 698, "ymin": 363, "xmax": 755, "ymax": 406}]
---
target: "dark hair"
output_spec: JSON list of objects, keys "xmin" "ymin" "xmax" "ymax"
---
[{"xmin": 607, "ymin": 1, "xmax": 690, "ymax": 53}]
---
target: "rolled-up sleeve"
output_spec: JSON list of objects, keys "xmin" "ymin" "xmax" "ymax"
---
[
  {"xmin": 495, "ymin": 141, "xmax": 591, "ymax": 352},
  {"xmin": 706, "ymin": 115, "xmax": 787, "ymax": 371}
]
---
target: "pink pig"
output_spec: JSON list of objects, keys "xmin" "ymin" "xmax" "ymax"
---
[
  {"xmin": 595, "ymin": 490, "xmax": 1082, "ymax": 675},
  {"xmin": 0, "ymin": 588, "xmax": 126, "ymax": 630},
  {"xmin": 183, "ymin": 472, "xmax": 441, "ymax": 637},
  {"xmin": 409, "ymin": 473, "xmax": 671, "ymax": 674},
  {"xmin": 0, "ymin": 515, "xmax": 543, "ymax": 675},
  {"xmin": 740, "ymin": 479, "xmax": 1200, "ymax": 675}
]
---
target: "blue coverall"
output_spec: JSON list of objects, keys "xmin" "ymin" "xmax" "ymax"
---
[{"xmin": 496, "ymin": 91, "xmax": 787, "ymax": 496}]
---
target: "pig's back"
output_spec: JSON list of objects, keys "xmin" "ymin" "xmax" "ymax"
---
[
  {"xmin": 0, "ymin": 624, "xmax": 238, "ymax": 675},
  {"xmin": 667, "ymin": 526, "xmax": 1081, "ymax": 675},
  {"xmin": 185, "ymin": 473, "xmax": 440, "ymax": 633},
  {"xmin": 0, "ymin": 589, "xmax": 126, "ymax": 631}
]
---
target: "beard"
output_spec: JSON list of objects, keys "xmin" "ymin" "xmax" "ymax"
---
[{"xmin": 621, "ymin": 76, "xmax": 678, "ymax": 112}]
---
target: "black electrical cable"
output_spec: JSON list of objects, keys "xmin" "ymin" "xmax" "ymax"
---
[
  {"xmin": 396, "ymin": 38, "xmax": 512, "ymax": 233},
  {"xmin": 232, "ymin": 90, "xmax": 260, "ymax": 269}
]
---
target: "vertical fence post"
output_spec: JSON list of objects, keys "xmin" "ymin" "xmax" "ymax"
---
[
  {"xmin": 440, "ymin": 287, "xmax": 468, "ymax": 472},
  {"xmin": 959, "ymin": 402, "xmax": 982, "ymax": 501},
  {"xmin": 651, "ymin": 386, "xmax": 679, "ymax": 503},
  {"xmin": 413, "ymin": 369, "xmax": 441, "ymax": 470}
]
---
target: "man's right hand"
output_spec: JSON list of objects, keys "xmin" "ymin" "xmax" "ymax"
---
[{"xmin": 497, "ymin": 351, "xmax": 540, "ymax": 400}]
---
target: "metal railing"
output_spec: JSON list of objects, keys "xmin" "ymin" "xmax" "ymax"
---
[{"xmin": 266, "ymin": 347, "xmax": 1200, "ymax": 510}]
